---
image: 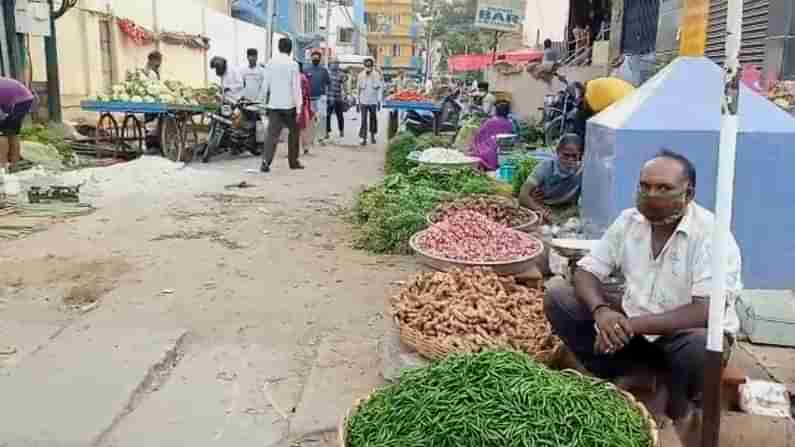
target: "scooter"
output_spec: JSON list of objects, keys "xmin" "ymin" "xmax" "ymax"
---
[
  {"xmin": 199, "ymin": 97, "xmax": 265, "ymax": 163},
  {"xmin": 539, "ymin": 75, "xmax": 585, "ymax": 146},
  {"xmin": 404, "ymin": 93, "xmax": 463, "ymax": 136}
]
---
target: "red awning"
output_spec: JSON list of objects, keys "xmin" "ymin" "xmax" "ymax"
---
[{"xmin": 447, "ymin": 49, "xmax": 543, "ymax": 73}]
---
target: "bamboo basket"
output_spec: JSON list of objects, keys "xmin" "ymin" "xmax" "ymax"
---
[
  {"xmin": 338, "ymin": 369, "xmax": 660, "ymax": 447},
  {"xmin": 394, "ymin": 316, "xmax": 561, "ymax": 365}
]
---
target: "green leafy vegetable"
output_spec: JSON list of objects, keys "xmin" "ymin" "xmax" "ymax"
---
[
  {"xmin": 19, "ymin": 124, "xmax": 75, "ymax": 165},
  {"xmin": 512, "ymin": 156, "xmax": 541, "ymax": 197},
  {"xmin": 351, "ymin": 168, "xmax": 496, "ymax": 254},
  {"xmin": 384, "ymin": 131, "xmax": 418, "ymax": 175}
]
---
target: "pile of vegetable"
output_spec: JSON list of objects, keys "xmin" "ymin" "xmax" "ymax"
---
[
  {"xmin": 511, "ymin": 156, "xmax": 542, "ymax": 197},
  {"xmin": 351, "ymin": 168, "xmax": 496, "ymax": 254},
  {"xmin": 429, "ymin": 195, "xmax": 537, "ymax": 228},
  {"xmin": 345, "ymin": 351, "xmax": 654, "ymax": 447},
  {"xmin": 415, "ymin": 133, "xmax": 451, "ymax": 151},
  {"xmin": 384, "ymin": 132, "xmax": 418, "ymax": 175},
  {"xmin": 453, "ymin": 117, "xmax": 482, "ymax": 150},
  {"xmin": 393, "ymin": 268, "xmax": 557, "ymax": 356},
  {"xmin": 94, "ymin": 69, "xmax": 220, "ymax": 107},
  {"xmin": 19, "ymin": 124, "xmax": 76, "ymax": 165},
  {"xmin": 389, "ymin": 90, "xmax": 433, "ymax": 103},
  {"xmin": 768, "ymin": 81, "xmax": 795, "ymax": 111},
  {"xmin": 417, "ymin": 147, "xmax": 477, "ymax": 164},
  {"xmin": 415, "ymin": 210, "xmax": 542, "ymax": 262}
]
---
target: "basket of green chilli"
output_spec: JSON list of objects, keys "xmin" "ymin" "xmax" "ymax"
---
[{"xmin": 340, "ymin": 351, "xmax": 659, "ymax": 447}]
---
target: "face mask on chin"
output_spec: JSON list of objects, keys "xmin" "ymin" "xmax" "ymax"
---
[{"xmin": 636, "ymin": 189, "xmax": 689, "ymax": 226}]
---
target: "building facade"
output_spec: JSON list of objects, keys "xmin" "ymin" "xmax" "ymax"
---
[
  {"xmin": 365, "ymin": 0, "xmax": 421, "ymax": 74},
  {"xmin": 232, "ymin": 0, "xmax": 322, "ymax": 62},
  {"xmin": 610, "ymin": 0, "xmax": 795, "ymax": 82},
  {"xmin": 13, "ymin": 0, "xmax": 271, "ymax": 118},
  {"xmin": 318, "ymin": 0, "xmax": 367, "ymax": 57}
]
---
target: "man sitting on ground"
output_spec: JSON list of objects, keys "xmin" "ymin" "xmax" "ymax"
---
[{"xmin": 544, "ymin": 150, "xmax": 742, "ymax": 430}]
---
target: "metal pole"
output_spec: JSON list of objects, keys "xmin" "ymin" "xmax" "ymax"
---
[
  {"xmin": 702, "ymin": 0, "xmax": 742, "ymax": 446},
  {"xmin": 266, "ymin": 0, "xmax": 276, "ymax": 62},
  {"xmin": 325, "ymin": 0, "xmax": 331, "ymax": 66},
  {"xmin": 44, "ymin": 0, "xmax": 62, "ymax": 122}
]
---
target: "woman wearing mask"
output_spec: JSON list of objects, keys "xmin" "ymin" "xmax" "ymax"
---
[
  {"xmin": 519, "ymin": 133, "xmax": 584, "ymax": 224},
  {"xmin": 297, "ymin": 63, "xmax": 315, "ymax": 155}
]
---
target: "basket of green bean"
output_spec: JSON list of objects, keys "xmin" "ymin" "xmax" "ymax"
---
[{"xmin": 340, "ymin": 351, "xmax": 659, "ymax": 447}]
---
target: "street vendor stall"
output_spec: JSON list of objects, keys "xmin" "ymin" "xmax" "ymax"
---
[
  {"xmin": 80, "ymin": 100, "xmax": 204, "ymax": 162},
  {"xmin": 383, "ymin": 100, "xmax": 441, "ymax": 139}
]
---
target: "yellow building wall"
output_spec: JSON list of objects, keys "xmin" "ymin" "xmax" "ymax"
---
[
  {"xmin": 365, "ymin": 0, "xmax": 416, "ymax": 68},
  {"xmin": 27, "ymin": 0, "xmax": 233, "ymax": 116}
]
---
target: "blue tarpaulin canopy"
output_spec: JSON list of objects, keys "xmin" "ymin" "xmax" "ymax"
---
[{"xmin": 582, "ymin": 57, "xmax": 795, "ymax": 290}]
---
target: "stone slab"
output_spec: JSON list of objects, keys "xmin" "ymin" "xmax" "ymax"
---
[
  {"xmin": 380, "ymin": 322, "xmax": 428, "ymax": 382},
  {"xmin": 105, "ymin": 343, "xmax": 292, "ymax": 447},
  {"xmin": 291, "ymin": 336, "xmax": 383, "ymax": 437},
  {"xmin": 739, "ymin": 342, "xmax": 795, "ymax": 391},
  {"xmin": 0, "ymin": 320, "xmax": 66, "ymax": 370},
  {"xmin": 0, "ymin": 324, "xmax": 187, "ymax": 447}
]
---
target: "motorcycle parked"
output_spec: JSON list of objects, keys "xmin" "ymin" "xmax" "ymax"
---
[
  {"xmin": 540, "ymin": 75, "xmax": 585, "ymax": 146},
  {"xmin": 199, "ymin": 97, "xmax": 265, "ymax": 163},
  {"xmin": 404, "ymin": 93, "xmax": 463, "ymax": 136}
]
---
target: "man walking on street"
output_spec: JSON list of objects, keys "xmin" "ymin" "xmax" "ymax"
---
[
  {"xmin": 357, "ymin": 58, "xmax": 383, "ymax": 146},
  {"xmin": 305, "ymin": 51, "xmax": 330, "ymax": 144},
  {"xmin": 240, "ymin": 48, "xmax": 266, "ymax": 101},
  {"xmin": 258, "ymin": 37, "xmax": 304, "ymax": 172},
  {"xmin": 326, "ymin": 59, "xmax": 346, "ymax": 139}
]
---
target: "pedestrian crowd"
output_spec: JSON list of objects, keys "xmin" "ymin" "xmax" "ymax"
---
[{"xmin": 204, "ymin": 37, "xmax": 385, "ymax": 173}]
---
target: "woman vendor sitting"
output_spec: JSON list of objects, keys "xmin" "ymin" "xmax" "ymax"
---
[
  {"xmin": 519, "ymin": 133, "xmax": 584, "ymax": 223},
  {"xmin": 469, "ymin": 101, "xmax": 514, "ymax": 171}
]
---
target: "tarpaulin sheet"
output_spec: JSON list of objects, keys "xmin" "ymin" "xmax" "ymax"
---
[{"xmin": 447, "ymin": 49, "xmax": 543, "ymax": 72}]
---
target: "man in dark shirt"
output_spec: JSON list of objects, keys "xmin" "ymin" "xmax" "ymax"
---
[
  {"xmin": 326, "ymin": 59, "xmax": 346, "ymax": 139},
  {"xmin": 0, "ymin": 77, "xmax": 34, "ymax": 169},
  {"xmin": 305, "ymin": 51, "xmax": 330, "ymax": 142}
]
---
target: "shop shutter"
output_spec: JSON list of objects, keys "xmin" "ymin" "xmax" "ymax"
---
[
  {"xmin": 705, "ymin": 0, "xmax": 769, "ymax": 65},
  {"xmin": 622, "ymin": 0, "xmax": 661, "ymax": 54}
]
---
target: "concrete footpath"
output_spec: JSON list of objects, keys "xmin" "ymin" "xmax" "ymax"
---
[{"xmin": 0, "ymin": 322, "xmax": 187, "ymax": 446}]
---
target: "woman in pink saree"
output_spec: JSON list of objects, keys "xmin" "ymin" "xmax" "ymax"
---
[{"xmin": 469, "ymin": 101, "xmax": 513, "ymax": 171}]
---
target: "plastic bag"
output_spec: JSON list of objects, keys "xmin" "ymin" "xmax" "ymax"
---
[{"xmin": 739, "ymin": 379, "xmax": 791, "ymax": 418}]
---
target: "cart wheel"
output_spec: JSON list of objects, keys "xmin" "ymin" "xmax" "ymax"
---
[
  {"xmin": 121, "ymin": 114, "xmax": 144, "ymax": 154},
  {"xmin": 96, "ymin": 113, "xmax": 119, "ymax": 154},
  {"xmin": 160, "ymin": 116, "xmax": 181, "ymax": 162},
  {"xmin": 177, "ymin": 115, "xmax": 199, "ymax": 163}
]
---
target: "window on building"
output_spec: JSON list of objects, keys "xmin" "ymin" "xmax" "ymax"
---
[
  {"xmin": 339, "ymin": 27, "xmax": 354, "ymax": 44},
  {"xmin": 392, "ymin": 45, "xmax": 401, "ymax": 57}
]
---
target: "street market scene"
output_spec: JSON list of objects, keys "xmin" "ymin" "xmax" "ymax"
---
[{"xmin": 1, "ymin": 0, "xmax": 795, "ymax": 446}]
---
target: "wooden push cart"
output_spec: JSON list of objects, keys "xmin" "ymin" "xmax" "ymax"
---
[{"xmin": 80, "ymin": 101, "xmax": 206, "ymax": 162}]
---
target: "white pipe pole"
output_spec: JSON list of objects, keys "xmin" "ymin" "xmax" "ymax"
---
[
  {"xmin": 266, "ymin": 0, "xmax": 276, "ymax": 62},
  {"xmin": 325, "ymin": 0, "xmax": 332, "ymax": 66},
  {"xmin": 703, "ymin": 0, "xmax": 742, "ymax": 445},
  {"xmin": 707, "ymin": 0, "xmax": 742, "ymax": 354}
]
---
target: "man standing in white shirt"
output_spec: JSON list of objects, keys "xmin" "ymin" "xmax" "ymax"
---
[
  {"xmin": 357, "ymin": 58, "xmax": 383, "ymax": 146},
  {"xmin": 544, "ymin": 150, "xmax": 742, "ymax": 426},
  {"xmin": 210, "ymin": 56, "xmax": 244, "ymax": 102},
  {"xmin": 239, "ymin": 48, "xmax": 266, "ymax": 101},
  {"xmin": 258, "ymin": 37, "xmax": 304, "ymax": 172}
]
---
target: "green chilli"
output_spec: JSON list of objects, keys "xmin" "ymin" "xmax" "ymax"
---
[{"xmin": 345, "ymin": 351, "xmax": 653, "ymax": 447}]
